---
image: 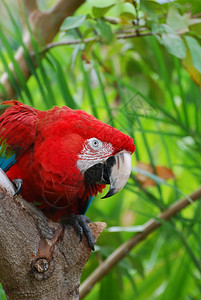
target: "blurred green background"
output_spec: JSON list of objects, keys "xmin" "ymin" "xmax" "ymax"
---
[{"xmin": 0, "ymin": 0, "xmax": 201, "ymax": 299}]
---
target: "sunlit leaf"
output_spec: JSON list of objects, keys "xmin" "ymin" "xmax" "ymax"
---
[
  {"xmin": 92, "ymin": 5, "xmax": 115, "ymax": 18},
  {"xmin": 185, "ymin": 36, "xmax": 201, "ymax": 74},
  {"xmin": 152, "ymin": 23, "xmax": 173, "ymax": 35},
  {"xmin": 60, "ymin": 15, "xmax": 86, "ymax": 31},
  {"xmin": 162, "ymin": 33, "xmax": 186, "ymax": 58},
  {"xmin": 167, "ymin": 7, "xmax": 189, "ymax": 33}
]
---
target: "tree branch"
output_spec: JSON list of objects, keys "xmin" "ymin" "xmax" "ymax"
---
[
  {"xmin": 23, "ymin": 0, "xmax": 38, "ymax": 14},
  {"xmin": 0, "ymin": 170, "xmax": 106, "ymax": 300},
  {"xmin": 18, "ymin": 0, "xmax": 38, "ymax": 28},
  {"xmin": 80, "ymin": 186, "xmax": 201, "ymax": 298},
  {"xmin": 38, "ymin": 32, "xmax": 154, "ymax": 54}
]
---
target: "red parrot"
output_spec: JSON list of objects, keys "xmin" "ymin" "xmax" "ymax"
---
[{"xmin": 0, "ymin": 100, "xmax": 135, "ymax": 248}]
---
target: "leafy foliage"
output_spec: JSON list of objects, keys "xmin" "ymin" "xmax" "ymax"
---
[{"xmin": 0, "ymin": 0, "xmax": 201, "ymax": 299}]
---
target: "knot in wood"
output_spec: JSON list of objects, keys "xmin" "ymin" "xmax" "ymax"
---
[
  {"xmin": 35, "ymin": 258, "xmax": 49, "ymax": 273},
  {"xmin": 30, "ymin": 257, "xmax": 55, "ymax": 281}
]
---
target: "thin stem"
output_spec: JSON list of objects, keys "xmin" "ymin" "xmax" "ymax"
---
[{"xmin": 41, "ymin": 32, "xmax": 155, "ymax": 53}]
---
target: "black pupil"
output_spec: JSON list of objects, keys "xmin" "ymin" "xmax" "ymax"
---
[{"xmin": 94, "ymin": 140, "xmax": 98, "ymax": 146}]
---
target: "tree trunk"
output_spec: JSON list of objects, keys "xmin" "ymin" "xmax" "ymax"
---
[{"xmin": 0, "ymin": 170, "xmax": 105, "ymax": 299}]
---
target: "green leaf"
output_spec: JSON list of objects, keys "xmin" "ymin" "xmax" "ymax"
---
[
  {"xmin": 52, "ymin": 56, "xmax": 78, "ymax": 109},
  {"xmin": 92, "ymin": 5, "xmax": 114, "ymax": 18},
  {"xmin": 120, "ymin": 12, "xmax": 136, "ymax": 20},
  {"xmin": 93, "ymin": 62, "xmax": 114, "ymax": 126},
  {"xmin": 152, "ymin": 24, "xmax": 173, "ymax": 35},
  {"xmin": 129, "ymin": 254, "xmax": 145, "ymax": 278},
  {"xmin": 158, "ymin": 253, "xmax": 191, "ymax": 300},
  {"xmin": 71, "ymin": 44, "xmax": 84, "ymax": 68},
  {"xmin": 0, "ymin": 285, "xmax": 6, "ymax": 300},
  {"xmin": 80, "ymin": 55, "xmax": 99, "ymax": 118},
  {"xmin": 99, "ymin": 272, "xmax": 122, "ymax": 300},
  {"xmin": 141, "ymin": 0, "xmax": 158, "ymax": 22},
  {"xmin": 162, "ymin": 33, "xmax": 186, "ymax": 58},
  {"xmin": 185, "ymin": 36, "xmax": 201, "ymax": 74},
  {"xmin": 167, "ymin": 7, "xmax": 189, "ymax": 33},
  {"xmin": 122, "ymin": 268, "xmax": 138, "ymax": 294},
  {"xmin": 60, "ymin": 15, "xmax": 86, "ymax": 31},
  {"xmin": 95, "ymin": 19, "xmax": 113, "ymax": 44}
]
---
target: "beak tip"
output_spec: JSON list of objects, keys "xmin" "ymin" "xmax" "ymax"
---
[{"xmin": 101, "ymin": 188, "xmax": 116, "ymax": 199}]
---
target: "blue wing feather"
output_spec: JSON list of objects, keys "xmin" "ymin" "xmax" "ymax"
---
[
  {"xmin": 84, "ymin": 196, "xmax": 94, "ymax": 214},
  {"xmin": 0, "ymin": 153, "xmax": 16, "ymax": 172},
  {"xmin": 0, "ymin": 140, "xmax": 16, "ymax": 172}
]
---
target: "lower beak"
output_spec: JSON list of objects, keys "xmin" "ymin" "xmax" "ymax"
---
[
  {"xmin": 84, "ymin": 151, "xmax": 132, "ymax": 198},
  {"xmin": 102, "ymin": 151, "xmax": 132, "ymax": 198}
]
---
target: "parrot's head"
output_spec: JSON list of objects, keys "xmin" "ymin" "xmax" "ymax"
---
[{"xmin": 72, "ymin": 109, "xmax": 135, "ymax": 199}]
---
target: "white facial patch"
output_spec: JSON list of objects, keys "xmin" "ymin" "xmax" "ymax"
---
[{"xmin": 77, "ymin": 138, "xmax": 113, "ymax": 173}]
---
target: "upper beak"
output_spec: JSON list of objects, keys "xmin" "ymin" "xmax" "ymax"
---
[
  {"xmin": 102, "ymin": 151, "xmax": 132, "ymax": 198},
  {"xmin": 84, "ymin": 151, "xmax": 132, "ymax": 198}
]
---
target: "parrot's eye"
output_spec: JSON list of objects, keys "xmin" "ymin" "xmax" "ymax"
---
[{"xmin": 88, "ymin": 138, "xmax": 102, "ymax": 150}]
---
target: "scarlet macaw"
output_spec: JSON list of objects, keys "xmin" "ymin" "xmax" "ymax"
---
[{"xmin": 0, "ymin": 100, "xmax": 135, "ymax": 249}]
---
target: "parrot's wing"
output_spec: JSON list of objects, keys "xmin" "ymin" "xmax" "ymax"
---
[{"xmin": 0, "ymin": 100, "xmax": 38, "ymax": 171}]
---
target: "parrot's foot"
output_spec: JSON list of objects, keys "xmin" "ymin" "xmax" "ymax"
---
[
  {"xmin": 12, "ymin": 178, "xmax": 23, "ymax": 196},
  {"xmin": 67, "ymin": 214, "xmax": 95, "ymax": 251}
]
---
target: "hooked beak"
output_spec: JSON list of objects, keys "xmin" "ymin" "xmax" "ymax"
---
[
  {"xmin": 102, "ymin": 151, "xmax": 132, "ymax": 198},
  {"xmin": 84, "ymin": 151, "xmax": 132, "ymax": 198}
]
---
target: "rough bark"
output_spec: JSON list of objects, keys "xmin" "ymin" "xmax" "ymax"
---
[
  {"xmin": 0, "ymin": 171, "xmax": 106, "ymax": 300},
  {"xmin": 0, "ymin": 0, "xmax": 85, "ymax": 99}
]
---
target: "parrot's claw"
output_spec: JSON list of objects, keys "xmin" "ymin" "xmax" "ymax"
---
[
  {"xmin": 12, "ymin": 178, "xmax": 23, "ymax": 196},
  {"xmin": 67, "ymin": 214, "xmax": 95, "ymax": 251}
]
